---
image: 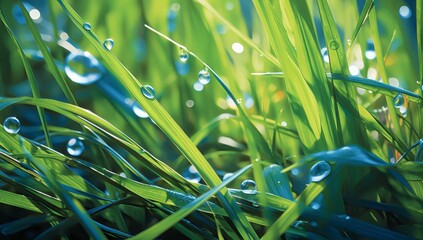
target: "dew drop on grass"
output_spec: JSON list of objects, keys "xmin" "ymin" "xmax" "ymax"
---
[
  {"xmin": 65, "ymin": 51, "xmax": 103, "ymax": 85},
  {"xmin": 329, "ymin": 40, "xmax": 339, "ymax": 50},
  {"xmin": 252, "ymin": 202, "xmax": 259, "ymax": 207},
  {"xmin": 241, "ymin": 179, "xmax": 257, "ymax": 194},
  {"xmin": 178, "ymin": 47, "xmax": 189, "ymax": 63},
  {"xmin": 83, "ymin": 22, "xmax": 91, "ymax": 31},
  {"xmin": 3, "ymin": 117, "xmax": 21, "ymax": 134},
  {"xmin": 141, "ymin": 85, "xmax": 155, "ymax": 100},
  {"xmin": 347, "ymin": 39, "xmax": 352, "ymax": 46},
  {"xmin": 198, "ymin": 67, "xmax": 211, "ymax": 85},
  {"xmin": 393, "ymin": 93, "xmax": 404, "ymax": 108},
  {"xmin": 309, "ymin": 161, "xmax": 331, "ymax": 182},
  {"xmin": 132, "ymin": 103, "xmax": 149, "ymax": 118},
  {"xmin": 103, "ymin": 38, "xmax": 114, "ymax": 50},
  {"xmin": 67, "ymin": 138, "xmax": 85, "ymax": 156}
]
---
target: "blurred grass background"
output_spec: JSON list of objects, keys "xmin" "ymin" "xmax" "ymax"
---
[{"xmin": 0, "ymin": 0, "xmax": 422, "ymax": 239}]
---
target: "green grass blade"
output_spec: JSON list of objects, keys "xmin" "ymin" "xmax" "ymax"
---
[
  {"xmin": 350, "ymin": 0, "xmax": 374, "ymax": 46},
  {"xmin": 129, "ymin": 164, "xmax": 252, "ymax": 240},
  {"xmin": 0, "ymin": 10, "xmax": 51, "ymax": 147},
  {"xmin": 0, "ymin": 190, "xmax": 43, "ymax": 213},
  {"xmin": 17, "ymin": 1, "xmax": 77, "ymax": 105}
]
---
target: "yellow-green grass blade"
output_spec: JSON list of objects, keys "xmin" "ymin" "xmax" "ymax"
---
[
  {"xmin": 129, "ymin": 164, "xmax": 252, "ymax": 240},
  {"xmin": 17, "ymin": 1, "xmax": 77, "ymax": 105},
  {"xmin": 55, "ymin": 3, "xmax": 259, "ymax": 238},
  {"xmin": 369, "ymin": 9, "xmax": 404, "ymax": 144},
  {"xmin": 252, "ymin": 0, "xmax": 326, "ymax": 153},
  {"xmin": 350, "ymin": 0, "xmax": 374, "ymax": 46},
  {"xmin": 316, "ymin": 0, "xmax": 369, "ymax": 148},
  {"xmin": 417, "ymin": 0, "xmax": 423, "ymax": 134},
  {"xmin": 0, "ymin": 190, "xmax": 43, "ymax": 213},
  {"xmin": 0, "ymin": 10, "xmax": 51, "ymax": 147}
]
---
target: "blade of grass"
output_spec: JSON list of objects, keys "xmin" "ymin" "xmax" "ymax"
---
[
  {"xmin": 0, "ymin": 10, "xmax": 51, "ymax": 147},
  {"xmin": 0, "ymin": 190, "xmax": 43, "ymax": 213},
  {"xmin": 17, "ymin": 1, "xmax": 77, "ymax": 105},
  {"xmin": 129, "ymin": 164, "xmax": 252, "ymax": 240},
  {"xmin": 350, "ymin": 0, "xmax": 374, "ymax": 46}
]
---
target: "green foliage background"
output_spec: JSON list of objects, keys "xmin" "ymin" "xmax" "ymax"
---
[{"xmin": 0, "ymin": 0, "xmax": 422, "ymax": 239}]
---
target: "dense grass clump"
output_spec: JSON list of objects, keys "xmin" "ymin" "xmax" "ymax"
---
[{"xmin": 0, "ymin": 0, "xmax": 422, "ymax": 239}]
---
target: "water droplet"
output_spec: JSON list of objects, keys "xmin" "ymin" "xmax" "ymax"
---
[
  {"xmin": 3, "ymin": 117, "xmax": 21, "ymax": 134},
  {"xmin": 236, "ymin": 98, "xmax": 242, "ymax": 104},
  {"xmin": 178, "ymin": 47, "xmax": 189, "ymax": 63},
  {"xmin": 119, "ymin": 172, "xmax": 127, "ymax": 178},
  {"xmin": 281, "ymin": 121, "xmax": 288, "ymax": 127},
  {"xmin": 311, "ymin": 202, "xmax": 320, "ymax": 210},
  {"xmin": 393, "ymin": 93, "xmax": 404, "ymax": 108},
  {"xmin": 329, "ymin": 40, "xmax": 339, "ymax": 50},
  {"xmin": 252, "ymin": 201, "xmax": 259, "ymax": 207},
  {"xmin": 347, "ymin": 39, "xmax": 352, "ymax": 46},
  {"xmin": 67, "ymin": 138, "xmax": 85, "ymax": 156},
  {"xmin": 83, "ymin": 22, "xmax": 91, "ymax": 31},
  {"xmin": 241, "ymin": 179, "xmax": 257, "ymax": 194},
  {"xmin": 141, "ymin": 85, "xmax": 155, "ymax": 100},
  {"xmin": 198, "ymin": 67, "xmax": 211, "ymax": 85},
  {"xmin": 222, "ymin": 172, "xmax": 233, "ymax": 181},
  {"xmin": 65, "ymin": 51, "xmax": 103, "ymax": 85},
  {"xmin": 365, "ymin": 40, "xmax": 376, "ymax": 60},
  {"xmin": 103, "ymin": 38, "xmax": 114, "ymax": 50},
  {"xmin": 309, "ymin": 161, "xmax": 331, "ymax": 182},
  {"xmin": 183, "ymin": 165, "xmax": 201, "ymax": 183}
]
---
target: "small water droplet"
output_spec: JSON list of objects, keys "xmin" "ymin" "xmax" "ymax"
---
[
  {"xmin": 198, "ymin": 67, "xmax": 211, "ymax": 85},
  {"xmin": 119, "ymin": 172, "xmax": 127, "ymax": 178},
  {"xmin": 309, "ymin": 161, "xmax": 331, "ymax": 182},
  {"xmin": 281, "ymin": 121, "xmax": 288, "ymax": 127},
  {"xmin": 103, "ymin": 38, "xmax": 114, "ymax": 50},
  {"xmin": 65, "ymin": 51, "xmax": 103, "ymax": 85},
  {"xmin": 236, "ymin": 98, "xmax": 242, "ymax": 104},
  {"xmin": 132, "ymin": 103, "xmax": 149, "ymax": 118},
  {"xmin": 83, "ymin": 22, "xmax": 91, "ymax": 31},
  {"xmin": 178, "ymin": 47, "xmax": 189, "ymax": 63},
  {"xmin": 141, "ymin": 85, "xmax": 155, "ymax": 100},
  {"xmin": 241, "ymin": 179, "xmax": 257, "ymax": 194},
  {"xmin": 183, "ymin": 165, "xmax": 201, "ymax": 183},
  {"xmin": 185, "ymin": 100, "xmax": 194, "ymax": 108},
  {"xmin": 252, "ymin": 201, "xmax": 259, "ymax": 207},
  {"xmin": 67, "ymin": 138, "xmax": 85, "ymax": 156},
  {"xmin": 347, "ymin": 39, "xmax": 352, "ymax": 45},
  {"xmin": 393, "ymin": 93, "xmax": 404, "ymax": 108},
  {"xmin": 329, "ymin": 40, "xmax": 339, "ymax": 50},
  {"xmin": 321, "ymin": 47, "xmax": 329, "ymax": 63},
  {"xmin": 3, "ymin": 117, "xmax": 21, "ymax": 134}
]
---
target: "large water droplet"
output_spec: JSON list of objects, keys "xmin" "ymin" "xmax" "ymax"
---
[
  {"xmin": 65, "ymin": 51, "xmax": 103, "ymax": 85},
  {"xmin": 309, "ymin": 161, "xmax": 331, "ymax": 182},
  {"xmin": 183, "ymin": 165, "xmax": 201, "ymax": 183},
  {"xmin": 241, "ymin": 179, "xmax": 257, "ymax": 194},
  {"xmin": 3, "ymin": 117, "xmax": 21, "ymax": 134},
  {"xmin": 103, "ymin": 38, "xmax": 114, "ymax": 50},
  {"xmin": 329, "ymin": 40, "xmax": 339, "ymax": 50},
  {"xmin": 67, "ymin": 138, "xmax": 85, "ymax": 156},
  {"xmin": 178, "ymin": 47, "xmax": 189, "ymax": 63},
  {"xmin": 198, "ymin": 67, "xmax": 211, "ymax": 85},
  {"xmin": 393, "ymin": 93, "xmax": 404, "ymax": 108},
  {"xmin": 83, "ymin": 22, "xmax": 91, "ymax": 31},
  {"xmin": 141, "ymin": 85, "xmax": 155, "ymax": 100}
]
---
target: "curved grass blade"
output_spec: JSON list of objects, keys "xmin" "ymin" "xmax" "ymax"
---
[
  {"xmin": 0, "ymin": 10, "xmax": 51, "ymax": 147},
  {"xmin": 17, "ymin": 1, "xmax": 77, "ymax": 105}
]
